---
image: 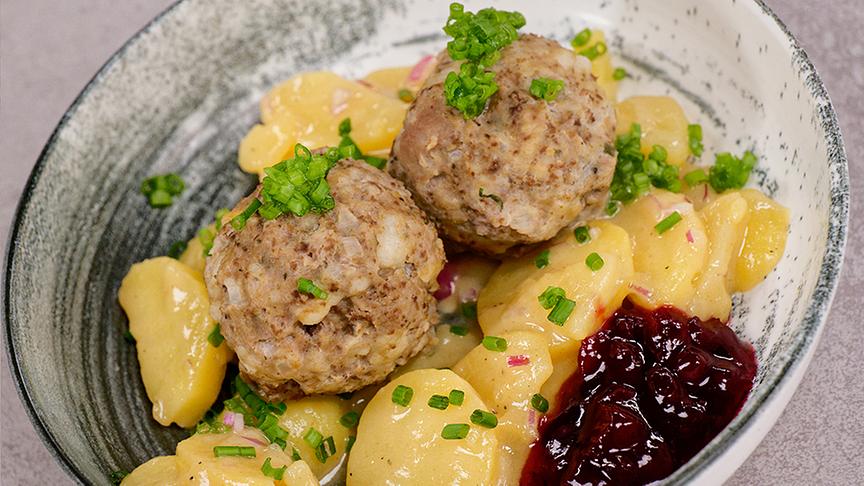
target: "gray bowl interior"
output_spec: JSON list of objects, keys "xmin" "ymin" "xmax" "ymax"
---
[{"xmin": 3, "ymin": 0, "xmax": 848, "ymax": 484}]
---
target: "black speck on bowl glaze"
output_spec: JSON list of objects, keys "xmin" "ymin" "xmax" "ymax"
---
[{"xmin": 2, "ymin": 0, "xmax": 848, "ymax": 484}]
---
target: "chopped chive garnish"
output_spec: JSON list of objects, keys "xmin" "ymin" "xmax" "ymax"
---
[
  {"xmin": 261, "ymin": 457, "xmax": 287, "ymax": 480},
  {"xmin": 198, "ymin": 227, "xmax": 216, "ymax": 257},
  {"xmin": 450, "ymin": 325, "xmax": 469, "ymax": 336},
  {"xmin": 461, "ymin": 301, "xmax": 478, "ymax": 319},
  {"xmin": 479, "ymin": 188, "xmax": 503, "ymax": 208},
  {"xmin": 140, "ymin": 173, "xmax": 185, "ymax": 208},
  {"xmin": 530, "ymin": 393, "xmax": 549, "ymax": 413},
  {"xmin": 230, "ymin": 199, "xmax": 262, "ymax": 231},
  {"xmin": 213, "ymin": 446, "xmax": 256, "ymax": 458},
  {"xmin": 398, "ymin": 88, "xmax": 414, "ymax": 102},
  {"xmin": 315, "ymin": 443, "xmax": 329, "ymax": 463},
  {"xmin": 605, "ymin": 200, "xmax": 620, "ymax": 216},
  {"xmin": 579, "ymin": 41, "xmax": 607, "ymax": 60},
  {"xmin": 362, "ymin": 155, "xmax": 387, "ymax": 169},
  {"xmin": 684, "ymin": 168, "xmax": 709, "ymax": 186},
  {"xmin": 340, "ymin": 410, "xmax": 360, "ymax": 428},
  {"xmin": 303, "ymin": 427, "xmax": 324, "ymax": 449},
  {"xmin": 534, "ymin": 249, "xmax": 550, "ymax": 269},
  {"xmin": 297, "ymin": 278, "xmax": 328, "ymax": 300},
  {"xmin": 709, "ymin": 151, "xmax": 757, "ymax": 192},
  {"xmin": 529, "ymin": 77, "xmax": 565, "ymax": 102},
  {"xmin": 688, "ymin": 123, "xmax": 704, "ymax": 157},
  {"xmin": 547, "ymin": 297, "xmax": 576, "ymax": 325},
  {"xmin": 538, "ymin": 286, "xmax": 566, "ymax": 309},
  {"xmin": 570, "ymin": 28, "xmax": 592, "ymax": 48},
  {"xmin": 109, "ymin": 471, "xmax": 128, "ymax": 485},
  {"xmin": 655, "ymin": 212, "xmax": 683, "ymax": 234},
  {"xmin": 167, "ymin": 240, "xmax": 187, "ymax": 259},
  {"xmin": 612, "ymin": 67, "xmax": 628, "ymax": 80},
  {"xmin": 585, "ymin": 252, "xmax": 604, "ymax": 271},
  {"xmin": 442, "ymin": 3, "xmax": 526, "ymax": 118},
  {"xmin": 207, "ymin": 323, "xmax": 225, "ymax": 347},
  {"xmin": 324, "ymin": 436, "xmax": 337, "ymax": 456},
  {"xmin": 338, "ymin": 118, "xmax": 352, "ymax": 136},
  {"xmin": 428, "ymin": 394, "xmax": 450, "ymax": 410},
  {"xmin": 609, "ymin": 123, "xmax": 681, "ymax": 206},
  {"xmin": 470, "ymin": 409, "xmax": 498, "ymax": 429},
  {"xmin": 291, "ymin": 448, "xmax": 302, "ymax": 461},
  {"xmin": 123, "ymin": 330, "xmax": 136, "ymax": 345},
  {"xmin": 214, "ymin": 208, "xmax": 229, "ymax": 231},
  {"xmin": 392, "ymin": 385, "xmax": 414, "ymax": 406},
  {"xmin": 449, "ymin": 389, "xmax": 465, "ymax": 406},
  {"xmin": 481, "ymin": 336, "xmax": 507, "ymax": 352},
  {"xmin": 346, "ymin": 435, "xmax": 356, "ymax": 452},
  {"xmin": 441, "ymin": 423, "xmax": 470, "ymax": 440},
  {"xmin": 574, "ymin": 226, "xmax": 591, "ymax": 244}
]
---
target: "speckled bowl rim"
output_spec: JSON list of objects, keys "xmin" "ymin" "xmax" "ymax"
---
[{"xmin": 2, "ymin": 0, "xmax": 849, "ymax": 484}]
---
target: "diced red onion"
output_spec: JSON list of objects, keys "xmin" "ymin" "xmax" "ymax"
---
[
  {"xmin": 686, "ymin": 229, "xmax": 695, "ymax": 243},
  {"xmin": 630, "ymin": 284, "xmax": 653, "ymax": 298},
  {"xmin": 408, "ymin": 55, "xmax": 435, "ymax": 83},
  {"xmin": 507, "ymin": 355, "xmax": 531, "ymax": 367},
  {"xmin": 233, "ymin": 413, "xmax": 245, "ymax": 433},
  {"xmin": 223, "ymin": 412, "xmax": 235, "ymax": 427},
  {"xmin": 434, "ymin": 262, "xmax": 458, "ymax": 300}
]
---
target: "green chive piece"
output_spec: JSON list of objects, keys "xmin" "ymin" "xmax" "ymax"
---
[
  {"xmin": 470, "ymin": 409, "xmax": 498, "ymax": 429},
  {"xmin": 123, "ymin": 330, "xmax": 136, "ymax": 345},
  {"xmin": 574, "ymin": 226, "xmax": 591, "ymax": 244},
  {"xmin": 688, "ymin": 123, "xmax": 704, "ymax": 157},
  {"xmin": 362, "ymin": 155, "xmax": 387, "ymax": 169},
  {"xmin": 612, "ymin": 67, "xmax": 628, "ymax": 80},
  {"xmin": 605, "ymin": 200, "xmax": 620, "ymax": 216},
  {"xmin": 609, "ymin": 122, "xmax": 682, "ymax": 206},
  {"xmin": 534, "ymin": 249, "xmax": 551, "ymax": 269},
  {"xmin": 167, "ymin": 240, "xmax": 188, "ymax": 259},
  {"xmin": 303, "ymin": 427, "xmax": 324, "ymax": 449},
  {"xmin": 198, "ymin": 227, "xmax": 216, "ymax": 257},
  {"xmin": 297, "ymin": 278, "xmax": 328, "ymax": 300},
  {"xmin": 461, "ymin": 301, "xmax": 478, "ymax": 319},
  {"xmin": 684, "ymin": 168, "xmax": 709, "ymax": 187},
  {"xmin": 450, "ymin": 325, "xmax": 469, "ymax": 336},
  {"xmin": 261, "ymin": 457, "xmax": 287, "ymax": 480},
  {"xmin": 338, "ymin": 118, "xmax": 352, "ymax": 136},
  {"xmin": 571, "ymin": 28, "xmax": 592, "ymax": 48},
  {"xmin": 579, "ymin": 41, "xmax": 607, "ymax": 60},
  {"xmin": 291, "ymin": 448, "xmax": 302, "ymax": 461},
  {"xmin": 213, "ymin": 446, "xmax": 256, "ymax": 458},
  {"xmin": 529, "ymin": 77, "xmax": 565, "ymax": 102},
  {"xmin": 538, "ymin": 286, "xmax": 566, "ymax": 310},
  {"xmin": 207, "ymin": 323, "xmax": 225, "ymax": 347},
  {"xmin": 655, "ymin": 211, "xmax": 683, "ymax": 234},
  {"xmin": 398, "ymin": 88, "xmax": 414, "ymax": 102},
  {"xmin": 340, "ymin": 410, "xmax": 360, "ymax": 428},
  {"xmin": 392, "ymin": 384, "xmax": 414, "ymax": 406},
  {"xmin": 481, "ymin": 336, "xmax": 507, "ymax": 352},
  {"xmin": 140, "ymin": 173, "xmax": 185, "ymax": 208},
  {"xmin": 428, "ymin": 394, "xmax": 450, "ymax": 410},
  {"xmin": 314, "ymin": 443, "xmax": 329, "ymax": 463},
  {"xmin": 449, "ymin": 389, "xmax": 465, "ymax": 406},
  {"xmin": 109, "ymin": 471, "xmax": 128, "ymax": 485},
  {"xmin": 709, "ymin": 151, "xmax": 757, "ymax": 192},
  {"xmin": 585, "ymin": 252, "xmax": 604, "ymax": 271},
  {"xmin": 230, "ymin": 199, "xmax": 262, "ymax": 231},
  {"xmin": 547, "ymin": 297, "xmax": 576, "ymax": 325},
  {"xmin": 346, "ymin": 435, "xmax": 356, "ymax": 453},
  {"xmin": 530, "ymin": 393, "xmax": 549, "ymax": 413},
  {"xmin": 479, "ymin": 188, "xmax": 503, "ymax": 208},
  {"xmin": 324, "ymin": 436, "xmax": 336, "ymax": 456},
  {"xmin": 441, "ymin": 423, "xmax": 470, "ymax": 440}
]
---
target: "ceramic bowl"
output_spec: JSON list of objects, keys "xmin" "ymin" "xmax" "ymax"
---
[{"xmin": 3, "ymin": 0, "xmax": 848, "ymax": 484}]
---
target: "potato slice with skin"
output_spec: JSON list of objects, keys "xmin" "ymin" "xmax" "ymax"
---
[
  {"xmin": 277, "ymin": 396, "xmax": 352, "ymax": 480},
  {"xmin": 347, "ymin": 369, "xmax": 498, "ymax": 486},
  {"xmin": 689, "ymin": 193, "xmax": 750, "ymax": 321},
  {"xmin": 118, "ymin": 257, "xmax": 233, "ymax": 427},
  {"xmin": 454, "ymin": 331, "xmax": 553, "ymax": 485},
  {"xmin": 616, "ymin": 96, "xmax": 691, "ymax": 167},
  {"xmin": 477, "ymin": 221, "xmax": 633, "ymax": 358},
  {"xmin": 242, "ymin": 72, "xmax": 408, "ymax": 174},
  {"xmin": 732, "ymin": 189, "xmax": 790, "ymax": 291},
  {"xmin": 122, "ymin": 456, "xmax": 179, "ymax": 486},
  {"xmin": 613, "ymin": 190, "xmax": 709, "ymax": 310}
]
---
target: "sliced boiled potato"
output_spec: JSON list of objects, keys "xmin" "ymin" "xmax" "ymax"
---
[
  {"xmin": 732, "ymin": 189, "xmax": 790, "ymax": 291},
  {"xmin": 396, "ymin": 323, "xmax": 483, "ymax": 376},
  {"xmin": 179, "ymin": 235, "xmax": 207, "ymax": 275},
  {"xmin": 688, "ymin": 193, "xmax": 750, "ymax": 321},
  {"xmin": 682, "ymin": 175, "xmax": 719, "ymax": 211},
  {"xmin": 616, "ymin": 96, "xmax": 690, "ymax": 166},
  {"xmin": 118, "ymin": 257, "xmax": 233, "ymax": 427},
  {"xmin": 277, "ymin": 396, "xmax": 352, "ymax": 480},
  {"xmin": 612, "ymin": 190, "xmax": 709, "ymax": 310},
  {"xmin": 582, "ymin": 30, "xmax": 618, "ymax": 101},
  {"xmin": 478, "ymin": 221, "xmax": 633, "ymax": 357},
  {"xmin": 121, "ymin": 456, "xmax": 179, "ymax": 486},
  {"xmin": 347, "ymin": 369, "xmax": 498, "ymax": 486},
  {"xmin": 361, "ymin": 66, "xmax": 412, "ymax": 98},
  {"xmin": 241, "ymin": 72, "xmax": 408, "ymax": 174},
  {"xmin": 453, "ymin": 331, "xmax": 552, "ymax": 485},
  {"xmin": 539, "ymin": 350, "xmax": 580, "ymax": 413}
]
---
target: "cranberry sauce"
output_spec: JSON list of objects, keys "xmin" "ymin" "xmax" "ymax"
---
[{"xmin": 521, "ymin": 299, "xmax": 757, "ymax": 485}]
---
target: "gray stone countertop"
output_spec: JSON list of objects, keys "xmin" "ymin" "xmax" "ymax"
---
[{"xmin": 1, "ymin": 0, "xmax": 862, "ymax": 484}]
